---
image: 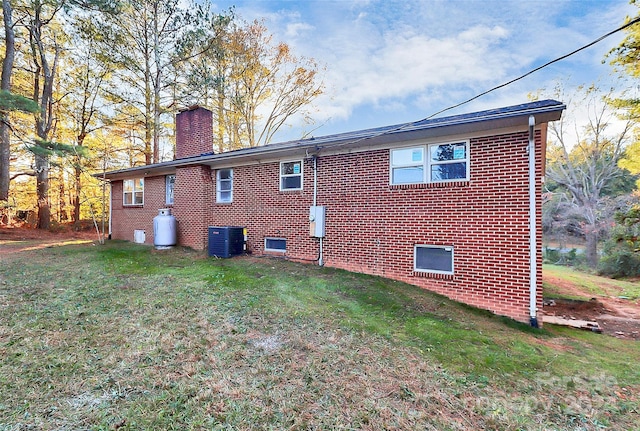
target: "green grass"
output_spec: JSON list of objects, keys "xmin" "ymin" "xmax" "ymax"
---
[
  {"xmin": 544, "ymin": 264, "xmax": 640, "ymax": 300},
  {"xmin": 0, "ymin": 241, "xmax": 639, "ymax": 430}
]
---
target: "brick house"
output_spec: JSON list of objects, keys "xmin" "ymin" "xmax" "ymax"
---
[{"xmin": 100, "ymin": 100, "xmax": 565, "ymax": 325}]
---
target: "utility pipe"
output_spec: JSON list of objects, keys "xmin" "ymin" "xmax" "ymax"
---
[
  {"xmin": 528, "ymin": 115, "xmax": 539, "ymax": 328},
  {"xmin": 313, "ymin": 155, "xmax": 317, "ymax": 207},
  {"xmin": 312, "ymin": 155, "xmax": 325, "ymax": 266},
  {"xmin": 108, "ymin": 181, "xmax": 113, "ymax": 241}
]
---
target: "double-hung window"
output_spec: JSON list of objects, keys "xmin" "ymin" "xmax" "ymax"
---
[
  {"xmin": 166, "ymin": 175, "xmax": 175, "ymax": 205},
  {"xmin": 391, "ymin": 141, "xmax": 469, "ymax": 185},
  {"xmin": 391, "ymin": 147, "xmax": 425, "ymax": 184},
  {"xmin": 123, "ymin": 178, "xmax": 144, "ymax": 206},
  {"xmin": 217, "ymin": 169, "xmax": 233, "ymax": 203},
  {"xmin": 280, "ymin": 160, "xmax": 303, "ymax": 191},
  {"xmin": 429, "ymin": 142, "xmax": 468, "ymax": 181}
]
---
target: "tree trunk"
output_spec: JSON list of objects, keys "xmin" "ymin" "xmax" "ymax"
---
[
  {"xmin": 73, "ymin": 163, "xmax": 81, "ymax": 227},
  {"xmin": 58, "ymin": 174, "xmax": 67, "ymax": 222},
  {"xmin": 0, "ymin": 117, "xmax": 9, "ymax": 202},
  {"xmin": 144, "ymin": 27, "xmax": 153, "ymax": 165},
  {"xmin": 216, "ymin": 91, "xmax": 225, "ymax": 153},
  {"xmin": 585, "ymin": 228, "xmax": 599, "ymax": 269},
  {"xmin": 0, "ymin": 0, "xmax": 15, "ymax": 201},
  {"xmin": 35, "ymin": 152, "xmax": 50, "ymax": 229},
  {"xmin": 152, "ymin": 4, "xmax": 161, "ymax": 164}
]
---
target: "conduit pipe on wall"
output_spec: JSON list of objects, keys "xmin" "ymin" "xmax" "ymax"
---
[
  {"xmin": 312, "ymin": 154, "xmax": 325, "ymax": 266},
  {"xmin": 528, "ymin": 115, "xmax": 539, "ymax": 328}
]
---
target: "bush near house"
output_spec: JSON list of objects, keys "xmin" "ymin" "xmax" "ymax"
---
[{"xmin": 598, "ymin": 204, "xmax": 640, "ymax": 278}]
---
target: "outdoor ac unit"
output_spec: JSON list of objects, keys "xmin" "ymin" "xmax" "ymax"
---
[{"xmin": 208, "ymin": 226, "xmax": 245, "ymax": 258}]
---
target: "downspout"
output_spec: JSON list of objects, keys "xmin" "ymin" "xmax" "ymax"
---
[
  {"xmin": 313, "ymin": 154, "xmax": 324, "ymax": 266},
  {"xmin": 528, "ymin": 115, "xmax": 539, "ymax": 328},
  {"xmin": 108, "ymin": 181, "xmax": 113, "ymax": 241}
]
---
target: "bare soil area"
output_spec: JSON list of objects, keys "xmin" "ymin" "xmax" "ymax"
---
[
  {"xmin": 0, "ymin": 223, "xmax": 99, "ymax": 256},
  {"xmin": 543, "ymin": 274, "xmax": 640, "ymax": 340}
]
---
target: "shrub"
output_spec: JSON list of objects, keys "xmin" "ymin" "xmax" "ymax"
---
[
  {"xmin": 598, "ymin": 250, "xmax": 640, "ymax": 278},
  {"xmin": 598, "ymin": 204, "xmax": 640, "ymax": 278}
]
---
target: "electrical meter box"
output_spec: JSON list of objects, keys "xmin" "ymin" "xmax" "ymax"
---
[{"xmin": 309, "ymin": 206, "xmax": 326, "ymax": 237}]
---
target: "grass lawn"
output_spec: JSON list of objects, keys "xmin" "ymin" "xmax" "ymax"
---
[
  {"xmin": 1, "ymin": 241, "xmax": 639, "ymax": 430},
  {"xmin": 544, "ymin": 264, "xmax": 640, "ymax": 300}
]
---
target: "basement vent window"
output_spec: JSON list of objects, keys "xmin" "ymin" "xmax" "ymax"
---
[
  {"xmin": 265, "ymin": 237, "xmax": 286, "ymax": 253},
  {"xmin": 414, "ymin": 245, "xmax": 454, "ymax": 275}
]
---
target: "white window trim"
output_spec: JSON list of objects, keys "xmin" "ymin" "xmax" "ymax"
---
[
  {"xmin": 414, "ymin": 245, "xmax": 454, "ymax": 275},
  {"xmin": 123, "ymin": 178, "xmax": 144, "ymax": 206},
  {"xmin": 166, "ymin": 175, "xmax": 175, "ymax": 205},
  {"xmin": 264, "ymin": 237, "xmax": 287, "ymax": 252},
  {"xmin": 216, "ymin": 168, "xmax": 233, "ymax": 203},
  {"xmin": 390, "ymin": 141, "xmax": 469, "ymax": 185},
  {"xmin": 280, "ymin": 160, "xmax": 303, "ymax": 191}
]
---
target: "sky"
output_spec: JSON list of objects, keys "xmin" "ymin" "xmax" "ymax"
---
[{"xmin": 210, "ymin": 0, "xmax": 637, "ymax": 143}]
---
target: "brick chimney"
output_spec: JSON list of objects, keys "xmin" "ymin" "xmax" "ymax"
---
[{"xmin": 175, "ymin": 106, "xmax": 214, "ymax": 159}]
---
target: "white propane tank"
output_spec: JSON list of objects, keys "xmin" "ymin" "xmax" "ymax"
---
[{"xmin": 153, "ymin": 208, "xmax": 177, "ymax": 248}]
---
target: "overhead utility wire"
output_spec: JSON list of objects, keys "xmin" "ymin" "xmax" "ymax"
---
[{"xmin": 319, "ymin": 15, "xmax": 640, "ymax": 150}]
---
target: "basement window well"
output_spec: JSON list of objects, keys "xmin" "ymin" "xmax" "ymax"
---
[
  {"xmin": 265, "ymin": 237, "xmax": 286, "ymax": 252},
  {"xmin": 414, "ymin": 245, "xmax": 454, "ymax": 274}
]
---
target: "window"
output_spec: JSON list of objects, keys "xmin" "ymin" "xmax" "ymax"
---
[
  {"xmin": 429, "ymin": 143, "xmax": 468, "ymax": 181},
  {"xmin": 265, "ymin": 237, "xmax": 286, "ymax": 252},
  {"xmin": 280, "ymin": 160, "xmax": 303, "ymax": 191},
  {"xmin": 391, "ymin": 142, "xmax": 469, "ymax": 185},
  {"xmin": 166, "ymin": 175, "xmax": 175, "ymax": 205},
  {"xmin": 217, "ymin": 169, "xmax": 233, "ymax": 203},
  {"xmin": 391, "ymin": 147, "xmax": 425, "ymax": 184},
  {"xmin": 414, "ymin": 245, "xmax": 454, "ymax": 274},
  {"xmin": 123, "ymin": 178, "xmax": 144, "ymax": 206}
]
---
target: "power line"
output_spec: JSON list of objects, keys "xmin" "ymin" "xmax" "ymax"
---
[
  {"xmin": 425, "ymin": 15, "xmax": 640, "ymax": 120},
  {"xmin": 322, "ymin": 15, "xmax": 640, "ymax": 150}
]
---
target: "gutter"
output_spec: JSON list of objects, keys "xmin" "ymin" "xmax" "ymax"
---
[{"xmin": 528, "ymin": 115, "xmax": 539, "ymax": 328}]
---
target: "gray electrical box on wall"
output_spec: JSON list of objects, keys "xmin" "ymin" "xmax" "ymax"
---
[{"xmin": 309, "ymin": 206, "xmax": 326, "ymax": 237}]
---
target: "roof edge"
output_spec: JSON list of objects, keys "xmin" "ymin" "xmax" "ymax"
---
[{"xmin": 97, "ymin": 99, "xmax": 565, "ymax": 180}]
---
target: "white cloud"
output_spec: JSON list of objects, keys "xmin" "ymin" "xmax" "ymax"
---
[
  {"xmin": 311, "ymin": 24, "xmax": 513, "ymax": 122},
  {"xmin": 285, "ymin": 21, "xmax": 314, "ymax": 38},
  {"xmin": 213, "ymin": 0, "xmax": 637, "ymax": 141}
]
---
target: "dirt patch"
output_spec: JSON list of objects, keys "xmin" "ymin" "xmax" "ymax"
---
[
  {"xmin": 543, "ymin": 297, "xmax": 640, "ymax": 340},
  {"xmin": 0, "ymin": 224, "xmax": 99, "ymax": 258}
]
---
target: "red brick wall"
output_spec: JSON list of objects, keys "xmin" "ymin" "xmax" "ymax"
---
[
  {"xmin": 206, "ymin": 160, "xmax": 319, "ymax": 260},
  {"xmin": 309, "ymin": 131, "xmax": 543, "ymax": 323},
  {"xmin": 172, "ymin": 165, "xmax": 214, "ymax": 250},
  {"xmin": 175, "ymin": 107, "xmax": 214, "ymax": 159},
  {"xmin": 110, "ymin": 176, "xmax": 171, "ymax": 244},
  {"xmin": 110, "ymin": 128, "xmax": 545, "ymax": 324}
]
